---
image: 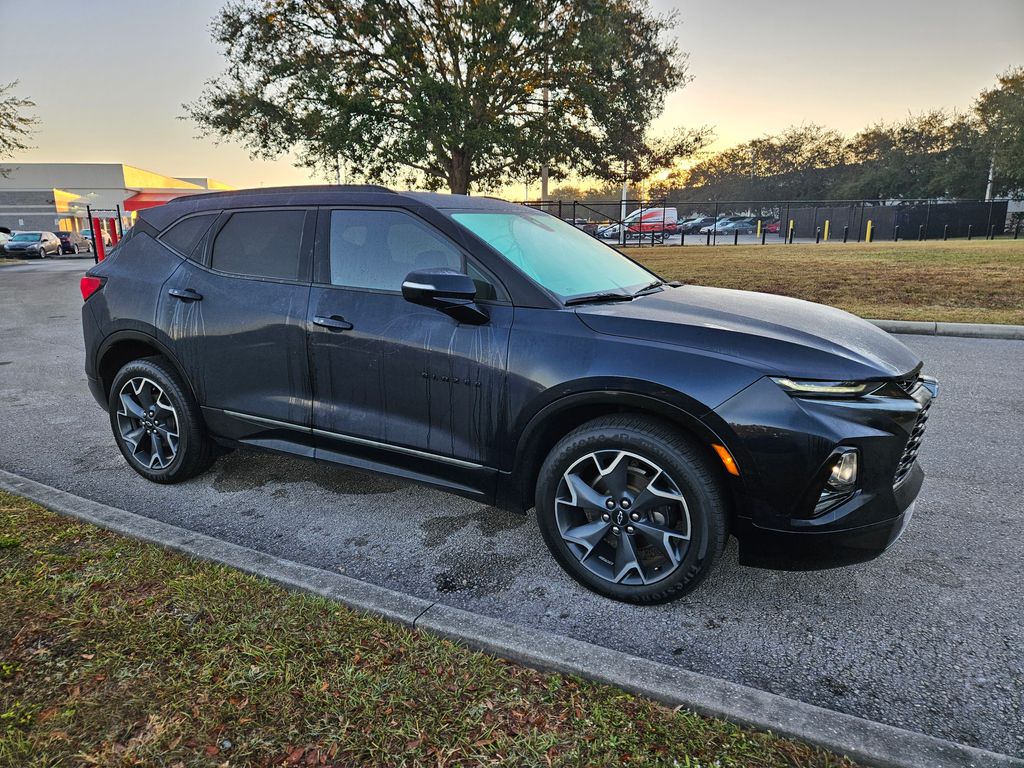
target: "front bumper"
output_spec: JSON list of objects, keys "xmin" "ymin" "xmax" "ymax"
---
[{"xmin": 707, "ymin": 374, "xmax": 937, "ymax": 569}]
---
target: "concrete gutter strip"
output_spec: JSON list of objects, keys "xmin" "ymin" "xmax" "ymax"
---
[
  {"xmin": 869, "ymin": 319, "xmax": 1024, "ymax": 340},
  {"xmin": 1, "ymin": 469, "xmax": 1020, "ymax": 768}
]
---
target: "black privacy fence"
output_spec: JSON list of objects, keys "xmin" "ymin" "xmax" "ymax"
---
[{"xmin": 523, "ymin": 198, "xmax": 1021, "ymax": 246}]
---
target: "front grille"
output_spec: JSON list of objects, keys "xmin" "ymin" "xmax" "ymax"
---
[{"xmin": 894, "ymin": 387, "xmax": 931, "ymax": 487}]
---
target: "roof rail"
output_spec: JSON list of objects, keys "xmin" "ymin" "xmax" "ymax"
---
[{"xmin": 169, "ymin": 184, "xmax": 395, "ymax": 202}]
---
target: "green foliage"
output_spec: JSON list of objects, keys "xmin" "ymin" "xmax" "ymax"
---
[
  {"xmin": 186, "ymin": 0, "xmax": 702, "ymax": 194},
  {"xmin": 667, "ymin": 67, "xmax": 1024, "ymax": 202},
  {"xmin": 975, "ymin": 66, "xmax": 1024, "ymax": 196},
  {"xmin": 0, "ymin": 81, "xmax": 37, "ymax": 176},
  {"xmin": 0, "ymin": 491, "xmax": 855, "ymax": 766}
]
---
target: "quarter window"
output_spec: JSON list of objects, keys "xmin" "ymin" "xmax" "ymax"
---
[
  {"xmin": 160, "ymin": 214, "xmax": 218, "ymax": 258},
  {"xmin": 210, "ymin": 210, "xmax": 306, "ymax": 280},
  {"xmin": 328, "ymin": 209, "xmax": 463, "ymax": 291}
]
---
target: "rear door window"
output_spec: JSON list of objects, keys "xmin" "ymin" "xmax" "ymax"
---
[{"xmin": 210, "ymin": 209, "xmax": 307, "ymax": 281}]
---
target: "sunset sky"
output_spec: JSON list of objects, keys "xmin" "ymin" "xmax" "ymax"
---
[{"xmin": 2, "ymin": 0, "xmax": 1021, "ymax": 191}]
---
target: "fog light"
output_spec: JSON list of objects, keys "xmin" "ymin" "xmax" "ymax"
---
[{"xmin": 826, "ymin": 450, "xmax": 858, "ymax": 492}]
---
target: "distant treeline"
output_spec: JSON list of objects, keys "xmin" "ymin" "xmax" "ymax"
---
[{"xmin": 552, "ymin": 67, "xmax": 1024, "ymax": 203}]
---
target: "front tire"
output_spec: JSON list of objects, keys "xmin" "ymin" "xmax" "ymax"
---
[
  {"xmin": 536, "ymin": 416, "xmax": 727, "ymax": 604},
  {"xmin": 109, "ymin": 357, "xmax": 216, "ymax": 483}
]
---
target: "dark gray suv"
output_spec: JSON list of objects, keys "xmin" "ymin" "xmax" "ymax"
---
[{"xmin": 81, "ymin": 186, "xmax": 936, "ymax": 603}]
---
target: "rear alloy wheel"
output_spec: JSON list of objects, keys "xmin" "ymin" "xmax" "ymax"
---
[
  {"xmin": 109, "ymin": 357, "xmax": 216, "ymax": 483},
  {"xmin": 536, "ymin": 416, "xmax": 727, "ymax": 604},
  {"xmin": 72, "ymin": 243, "xmax": 79, "ymax": 254}
]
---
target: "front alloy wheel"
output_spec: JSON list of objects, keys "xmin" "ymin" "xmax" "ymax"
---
[
  {"xmin": 555, "ymin": 450, "xmax": 691, "ymax": 586},
  {"xmin": 536, "ymin": 416, "xmax": 727, "ymax": 604}
]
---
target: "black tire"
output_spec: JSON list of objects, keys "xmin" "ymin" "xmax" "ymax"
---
[
  {"xmin": 108, "ymin": 356, "xmax": 216, "ymax": 483},
  {"xmin": 536, "ymin": 415, "xmax": 727, "ymax": 604}
]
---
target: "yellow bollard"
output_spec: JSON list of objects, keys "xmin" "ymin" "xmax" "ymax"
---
[
  {"xmin": 823, "ymin": 219, "xmax": 830, "ymax": 241},
  {"xmin": 866, "ymin": 220, "xmax": 873, "ymax": 242},
  {"xmin": 756, "ymin": 220, "xmax": 762, "ymax": 239}
]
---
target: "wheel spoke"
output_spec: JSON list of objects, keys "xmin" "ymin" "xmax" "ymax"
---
[
  {"xmin": 631, "ymin": 474, "xmax": 685, "ymax": 516},
  {"xmin": 562, "ymin": 519, "xmax": 613, "ymax": 560},
  {"xmin": 122, "ymin": 425, "xmax": 146, "ymax": 449},
  {"xmin": 599, "ymin": 451, "xmax": 630, "ymax": 497},
  {"xmin": 149, "ymin": 431, "xmax": 166, "ymax": 468},
  {"xmin": 613, "ymin": 531, "xmax": 644, "ymax": 584},
  {"xmin": 632, "ymin": 519, "xmax": 688, "ymax": 567},
  {"xmin": 119, "ymin": 392, "xmax": 146, "ymax": 419},
  {"xmin": 562, "ymin": 472, "xmax": 610, "ymax": 513}
]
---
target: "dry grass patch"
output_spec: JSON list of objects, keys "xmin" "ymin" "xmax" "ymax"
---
[{"xmin": 628, "ymin": 239, "xmax": 1024, "ymax": 324}]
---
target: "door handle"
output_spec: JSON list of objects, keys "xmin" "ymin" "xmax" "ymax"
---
[
  {"xmin": 167, "ymin": 287, "xmax": 203, "ymax": 302},
  {"xmin": 313, "ymin": 315, "xmax": 353, "ymax": 331}
]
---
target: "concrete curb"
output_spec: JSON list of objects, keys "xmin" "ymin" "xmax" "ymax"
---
[
  {"xmin": 1, "ymin": 469, "xmax": 1020, "ymax": 768},
  {"xmin": 869, "ymin": 319, "xmax": 1024, "ymax": 340}
]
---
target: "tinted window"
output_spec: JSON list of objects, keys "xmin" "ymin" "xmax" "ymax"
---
[
  {"xmin": 328, "ymin": 209, "xmax": 462, "ymax": 291},
  {"xmin": 160, "ymin": 214, "xmax": 218, "ymax": 257},
  {"xmin": 211, "ymin": 210, "xmax": 306, "ymax": 280}
]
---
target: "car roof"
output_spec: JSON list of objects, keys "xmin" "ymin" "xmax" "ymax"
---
[{"xmin": 139, "ymin": 185, "xmax": 526, "ymax": 230}]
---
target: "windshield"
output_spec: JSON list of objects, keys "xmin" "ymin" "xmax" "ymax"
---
[
  {"xmin": 11, "ymin": 233, "xmax": 41, "ymax": 242},
  {"xmin": 451, "ymin": 210, "xmax": 657, "ymax": 301}
]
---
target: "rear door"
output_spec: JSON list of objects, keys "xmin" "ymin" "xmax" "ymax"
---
[
  {"xmin": 158, "ymin": 207, "xmax": 315, "ymax": 441},
  {"xmin": 307, "ymin": 206, "xmax": 512, "ymax": 492}
]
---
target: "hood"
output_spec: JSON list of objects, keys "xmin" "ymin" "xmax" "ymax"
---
[{"xmin": 574, "ymin": 284, "xmax": 920, "ymax": 381}]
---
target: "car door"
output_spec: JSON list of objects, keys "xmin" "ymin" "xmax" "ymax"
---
[
  {"xmin": 157, "ymin": 208, "xmax": 316, "ymax": 444},
  {"xmin": 307, "ymin": 206, "xmax": 513, "ymax": 491}
]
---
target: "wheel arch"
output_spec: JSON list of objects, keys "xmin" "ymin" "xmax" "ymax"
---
[
  {"xmin": 501, "ymin": 391, "xmax": 738, "ymax": 515},
  {"xmin": 95, "ymin": 330, "xmax": 197, "ymax": 410}
]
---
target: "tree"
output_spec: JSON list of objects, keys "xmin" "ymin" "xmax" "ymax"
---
[
  {"xmin": 0, "ymin": 81, "xmax": 38, "ymax": 176},
  {"xmin": 186, "ymin": 0, "xmax": 697, "ymax": 194},
  {"xmin": 839, "ymin": 111, "xmax": 987, "ymax": 199},
  {"xmin": 680, "ymin": 125, "xmax": 846, "ymax": 200},
  {"xmin": 974, "ymin": 66, "xmax": 1024, "ymax": 197}
]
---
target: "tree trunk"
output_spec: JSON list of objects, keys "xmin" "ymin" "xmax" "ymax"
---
[{"xmin": 449, "ymin": 149, "xmax": 471, "ymax": 194}]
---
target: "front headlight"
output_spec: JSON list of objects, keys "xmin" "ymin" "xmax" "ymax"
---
[{"xmin": 771, "ymin": 377, "xmax": 881, "ymax": 398}]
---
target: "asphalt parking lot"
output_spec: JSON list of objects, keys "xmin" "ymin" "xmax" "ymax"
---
[{"xmin": 1, "ymin": 258, "xmax": 1022, "ymax": 757}]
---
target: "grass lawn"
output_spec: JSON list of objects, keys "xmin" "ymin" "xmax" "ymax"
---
[
  {"xmin": 0, "ymin": 492, "xmax": 856, "ymax": 767},
  {"xmin": 627, "ymin": 239, "xmax": 1024, "ymax": 325},
  {"xmin": 0, "ymin": 258, "xmax": 23, "ymax": 266}
]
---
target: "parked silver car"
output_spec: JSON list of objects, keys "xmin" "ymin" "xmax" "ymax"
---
[{"xmin": 2, "ymin": 231, "xmax": 62, "ymax": 258}]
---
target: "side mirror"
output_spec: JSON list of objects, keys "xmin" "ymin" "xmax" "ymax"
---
[{"xmin": 402, "ymin": 268, "xmax": 489, "ymax": 325}]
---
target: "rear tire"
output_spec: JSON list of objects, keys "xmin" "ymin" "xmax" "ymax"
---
[
  {"xmin": 536, "ymin": 415, "xmax": 727, "ymax": 604},
  {"xmin": 109, "ymin": 356, "xmax": 216, "ymax": 484}
]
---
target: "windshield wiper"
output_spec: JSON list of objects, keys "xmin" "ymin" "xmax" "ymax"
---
[
  {"xmin": 632, "ymin": 280, "xmax": 665, "ymax": 296},
  {"xmin": 564, "ymin": 292, "xmax": 635, "ymax": 306}
]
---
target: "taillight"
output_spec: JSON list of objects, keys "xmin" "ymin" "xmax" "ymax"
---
[{"xmin": 80, "ymin": 275, "xmax": 105, "ymax": 302}]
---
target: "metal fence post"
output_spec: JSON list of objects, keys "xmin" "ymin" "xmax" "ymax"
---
[
  {"xmin": 1015, "ymin": 222, "xmax": 1021, "ymax": 240},
  {"xmin": 815, "ymin": 227, "xmax": 821, "ymax": 244},
  {"xmin": 989, "ymin": 224, "xmax": 996, "ymax": 240},
  {"xmin": 733, "ymin": 229, "xmax": 739, "ymax": 245},
  {"xmin": 843, "ymin": 225, "xmax": 849, "ymax": 243},
  {"xmin": 86, "ymin": 204, "xmax": 97, "ymax": 265},
  {"xmin": 943, "ymin": 224, "xmax": 949, "ymax": 241},
  {"xmin": 761, "ymin": 227, "xmax": 766, "ymax": 245},
  {"xmin": 918, "ymin": 225, "xmax": 924, "ymax": 241},
  {"xmin": 894, "ymin": 225, "xmax": 900, "ymax": 242},
  {"xmin": 713, "ymin": 202, "xmax": 719, "ymax": 246},
  {"xmin": 967, "ymin": 224, "xmax": 973, "ymax": 241}
]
